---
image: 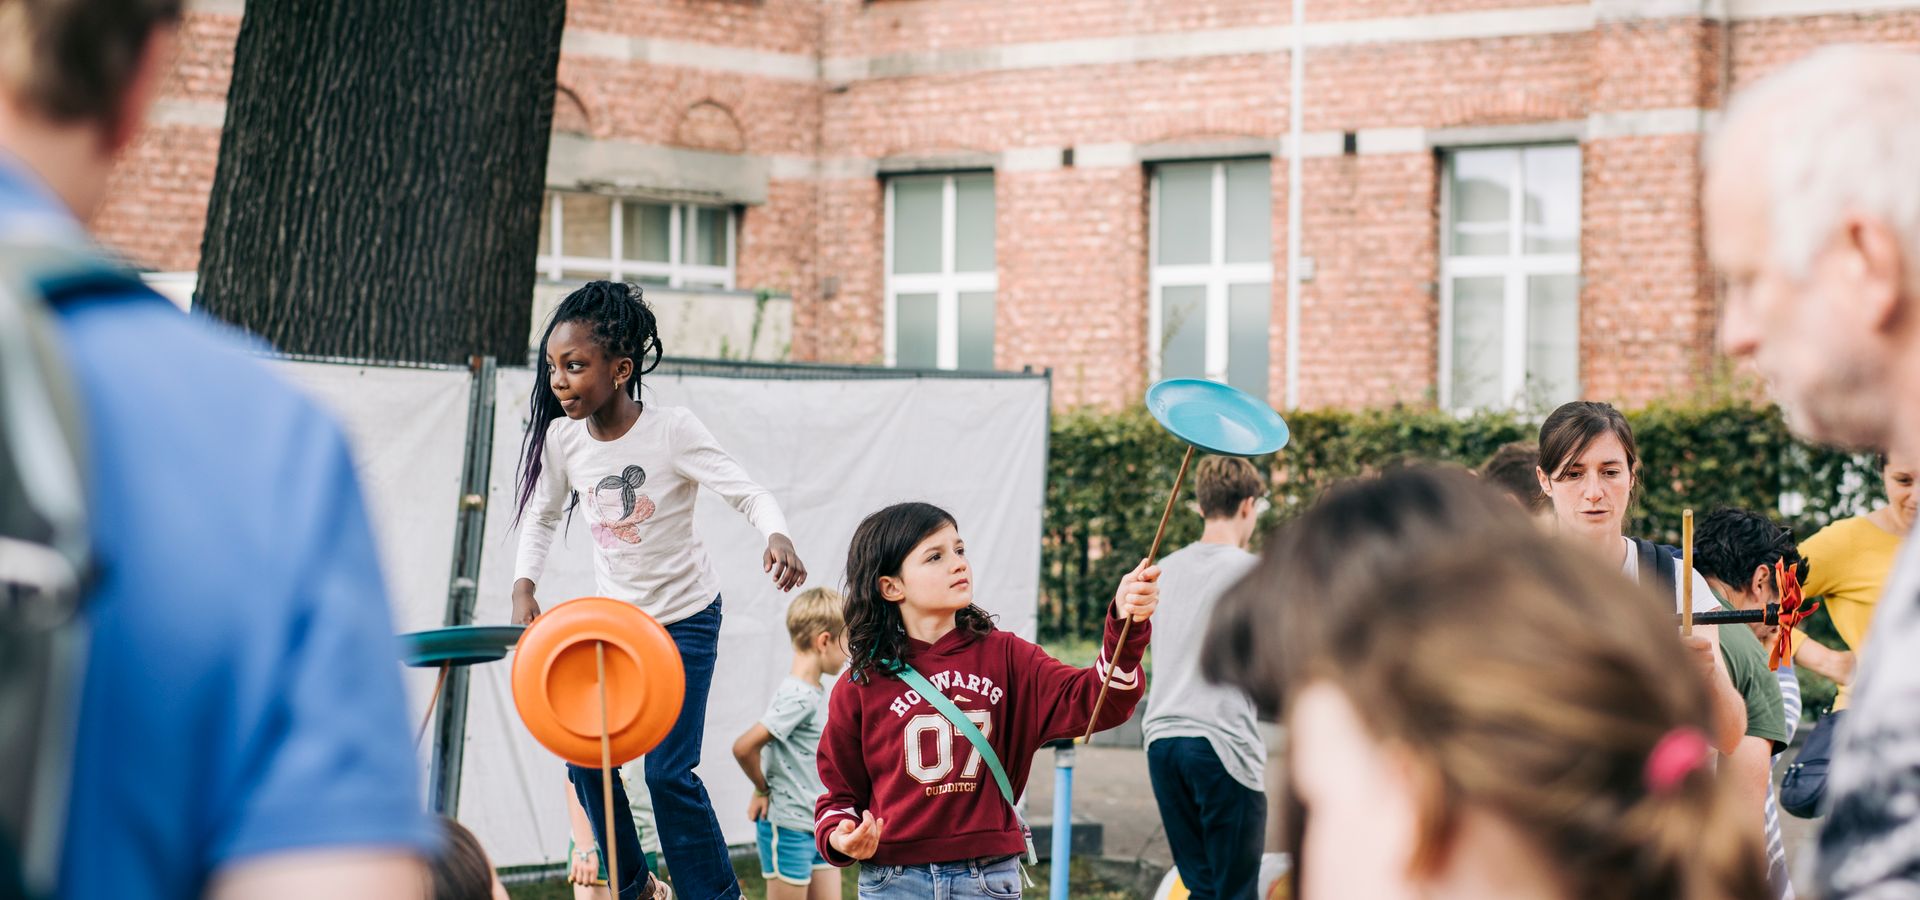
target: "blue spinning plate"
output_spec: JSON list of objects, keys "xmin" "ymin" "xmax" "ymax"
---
[
  {"xmin": 398, "ymin": 625, "xmax": 526, "ymax": 667},
  {"xmin": 1146, "ymin": 379, "xmax": 1290, "ymax": 457}
]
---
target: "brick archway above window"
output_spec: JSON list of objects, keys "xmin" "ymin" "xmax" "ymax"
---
[
  {"xmin": 1433, "ymin": 91, "xmax": 1586, "ymax": 129},
  {"xmin": 552, "ymin": 84, "xmax": 593, "ymax": 136},
  {"xmin": 674, "ymin": 101, "xmax": 747, "ymax": 154}
]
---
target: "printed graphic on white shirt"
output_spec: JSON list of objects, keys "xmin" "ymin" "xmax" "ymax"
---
[{"xmin": 587, "ymin": 464, "xmax": 655, "ymax": 548}]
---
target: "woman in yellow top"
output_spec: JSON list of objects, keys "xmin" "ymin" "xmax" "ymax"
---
[{"xmin": 1796, "ymin": 453, "xmax": 1917, "ymax": 709}]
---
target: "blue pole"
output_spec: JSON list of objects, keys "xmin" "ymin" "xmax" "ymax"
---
[{"xmin": 1051, "ymin": 741, "xmax": 1075, "ymax": 899}]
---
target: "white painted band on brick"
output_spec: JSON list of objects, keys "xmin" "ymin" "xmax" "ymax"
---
[
  {"xmin": 816, "ymin": 157, "xmax": 881, "ymax": 181},
  {"xmin": 1727, "ymin": 0, "xmax": 1920, "ymax": 17},
  {"xmin": 825, "ymin": 6, "xmax": 1597, "ymax": 82},
  {"xmin": 1073, "ymin": 143, "xmax": 1140, "ymax": 168},
  {"xmin": 187, "ymin": 0, "xmax": 245, "ymax": 15},
  {"xmin": 1001, "ymin": 147, "xmax": 1066, "ymax": 173},
  {"xmin": 1357, "ymin": 127, "xmax": 1426, "ymax": 155},
  {"xmin": 1281, "ymin": 132, "xmax": 1346, "ymax": 159},
  {"xmin": 1594, "ymin": 0, "xmax": 1728, "ymax": 20},
  {"xmin": 1586, "ymin": 106, "xmax": 1708, "ymax": 139},
  {"xmin": 562, "ymin": 29, "xmax": 819, "ymax": 82},
  {"xmin": 148, "ymin": 99, "xmax": 227, "ymax": 129},
  {"xmin": 768, "ymin": 156, "xmax": 820, "ymax": 181}
]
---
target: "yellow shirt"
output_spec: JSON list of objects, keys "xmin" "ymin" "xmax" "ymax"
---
[{"xmin": 1799, "ymin": 515, "xmax": 1905, "ymax": 709}]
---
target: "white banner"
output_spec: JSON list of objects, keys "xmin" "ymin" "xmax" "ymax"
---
[
  {"xmin": 273, "ymin": 360, "xmax": 474, "ymax": 774},
  {"xmin": 460, "ymin": 366, "xmax": 1051, "ymax": 867}
]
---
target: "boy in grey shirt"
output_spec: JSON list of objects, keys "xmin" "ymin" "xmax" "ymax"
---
[
  {"xmin": 1144, "ymin": 456, "xmax": 1269, "ymax": 899},
  {"xmin": 733, "ymin": 588, "xmax": 847, "ymax": 900}
]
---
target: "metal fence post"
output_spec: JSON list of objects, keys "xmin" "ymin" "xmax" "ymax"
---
[{"xmin": 428, "ymin": 355, "xmax": 497, "ymax": 816}]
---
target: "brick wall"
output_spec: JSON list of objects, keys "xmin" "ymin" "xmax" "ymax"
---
[{"xmin": 90, "ymin": 2, "xmax": 1920, "ymax": 411}]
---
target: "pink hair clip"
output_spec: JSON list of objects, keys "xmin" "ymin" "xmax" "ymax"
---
[{"xmin": 1644, "ymin": 728, "xmax": 1710, "ymax": 794}]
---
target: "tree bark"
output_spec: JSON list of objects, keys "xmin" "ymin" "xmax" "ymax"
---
[{"xmin": 197, "ymin": 0, "xmax": 565, "ymax": 364}]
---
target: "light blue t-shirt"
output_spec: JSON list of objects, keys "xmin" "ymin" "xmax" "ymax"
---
[
  {"xmin": 2, "ymin": 157, "xmax": 436, "ymax": 899},
  {"xmin": 760, "ymin": 676, "xmax": 827, "ymax": 832}
]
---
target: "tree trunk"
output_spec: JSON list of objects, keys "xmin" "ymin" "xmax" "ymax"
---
[{"xmin": 197, "ymin": 0, "xmax": 565, "ymax": 364}]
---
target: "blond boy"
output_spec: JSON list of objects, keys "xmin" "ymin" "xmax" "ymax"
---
[{"xmin": 732, "ymin": 588, "xmax": 847, "ymax": 900}]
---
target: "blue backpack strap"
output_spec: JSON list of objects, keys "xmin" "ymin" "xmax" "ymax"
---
[{"xmin": 1633, "ymin": 537, "xmax": 1678, "ymax": 596}]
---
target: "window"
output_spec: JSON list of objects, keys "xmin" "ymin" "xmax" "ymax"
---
[
  {"xmin": 536, "ymin": 191, "xmax": 734, "ymax": 289},
  {"xmin": 885, "ymin": 173, "xmax": 996, "ymax": 371},
  {"xmin": 1439, "ymin": 145, "xmax": 1581, "ymax": 411},
  {"xmin": 1149, "ymin": 159, "xmax": 1272, "ymax": 400}
]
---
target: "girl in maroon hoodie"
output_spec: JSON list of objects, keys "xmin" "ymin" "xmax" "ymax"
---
[{"xmin": 814, "ymin": 501, "xmax": 1160, "ymax": 898}]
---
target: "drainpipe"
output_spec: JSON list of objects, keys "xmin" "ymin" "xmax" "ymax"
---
[{"xmin": 1285, "ymin": 0, "xmax": 1305, "ymax": 410}]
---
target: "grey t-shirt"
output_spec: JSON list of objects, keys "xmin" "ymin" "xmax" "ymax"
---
[
  {"xmin": 1142, "ymin": 541, "xmax": 1267, "ymax": 792},
  {"xmin": 1818, "ymin": 533, "xmax": 1920, "ymax": 899},
  {"xmin": 760, "ymin": 675, "xmax": 827, "ymax": 833}
]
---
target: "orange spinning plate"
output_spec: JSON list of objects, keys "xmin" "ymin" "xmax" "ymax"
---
[{"xmin": 511, "ymin": 597, "xmax": 685, "ymax": 767}]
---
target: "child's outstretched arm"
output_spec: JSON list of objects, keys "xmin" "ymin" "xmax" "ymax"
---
[
  {"xmin": 510, "ymin": 433, "xmax": 569, "ymax": 624},
  {"xmin": 671, "ymin": 411, "xmax": 807, "ymax": 591},
  {"xmin": 731, "ymin": 723, "xmax": 774, "ymax": 822},
  {"xmin": 813, "ymin": 680, "xmax": 878, "ymax": 865},
  {"xmin": 1025, "ymin": 559, "xmax": 1159, "ymax": 741}
]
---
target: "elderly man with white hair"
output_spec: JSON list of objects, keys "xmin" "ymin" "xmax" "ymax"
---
[{"xmin": 1708, "ymin": 45, "xmax": 1920, "ymax": 898}]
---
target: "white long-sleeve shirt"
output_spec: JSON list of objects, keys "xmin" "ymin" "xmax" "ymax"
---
[{"xmin": 513, "ymin": 405, "xmax": 789, "ymax": 624}]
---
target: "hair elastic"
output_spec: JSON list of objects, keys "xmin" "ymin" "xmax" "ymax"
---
[{"xmin": 1644, "ymin": 728, "xmax": 1710, "ymax": 794}]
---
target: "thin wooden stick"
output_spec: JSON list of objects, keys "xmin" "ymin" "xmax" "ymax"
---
[
  {"xmin": 1083, "ymin": 444, "xmax": 1197, "ymax": 741},
  {"xmin": 1682, "ymin": 508, "xmax": 1695, "ymax": 636},
  {"xmin": 416, "ymin": 662, "xmax": 450, "ymax": 747},
  {"xmin": 598, "ymin": 641, "xmax": 621, "ymax": 900}
]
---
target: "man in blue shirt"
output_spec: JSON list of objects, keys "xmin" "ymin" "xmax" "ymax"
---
[{"xmin": 1, "ymin": 3, "xmax": 435, "ymax": 897}]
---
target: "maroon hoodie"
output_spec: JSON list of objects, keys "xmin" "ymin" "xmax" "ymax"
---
[{"xmin": 813, "ymin": 606, "xmax": 1149, "ymax": 866}]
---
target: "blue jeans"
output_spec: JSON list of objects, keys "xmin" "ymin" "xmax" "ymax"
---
[
  {"xmin": 570, "ymin": 597, "xmax": 738, "ymax": 900},
  {"xmin": 1147, "ymin": 737, "xmax": 1265, "ymax": 900},
  {"xmin": 856, "ymin": 855, "xmax": 1023, "ymax": 899}
]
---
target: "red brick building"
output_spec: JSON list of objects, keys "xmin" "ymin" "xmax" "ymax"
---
[{"xmin": 103, "ymin": 0, "xmax": 1920, "ymax": 409}]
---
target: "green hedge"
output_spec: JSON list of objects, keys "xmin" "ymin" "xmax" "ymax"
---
[{"xmin": 1040, "ymin": 401, "xmax": 1883, "ymax": 659}]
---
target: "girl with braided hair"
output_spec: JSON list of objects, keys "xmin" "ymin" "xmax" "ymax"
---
[{"xmin": 512, "ymin": 280, "xmax": 807, "ymax": 900}]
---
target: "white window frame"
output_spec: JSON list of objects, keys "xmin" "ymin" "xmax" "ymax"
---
[
  {"xmin": 536, "ymin": 192, "xmax": 736, "ymax": 289},
  {"xmin": 1147, "ymin": 160, "xmax": 1274, "ymax": 384},
  {"xmin": 883, "ymin": 173, "xmax": 997, "ymax": 370},
  {"xmin": 1437, "ymin": 145, "xmax": 1582, "ymax": 412}
]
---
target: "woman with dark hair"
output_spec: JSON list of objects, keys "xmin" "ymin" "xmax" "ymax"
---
[
  {"xmin": 812, "ymin": 502, "xmax": 1159, "ymax": 898},
  {"xmin": 1532, "ymin": 401, "xmax": 1749, "ymax": 754},
  {"xmin": 1203, "ymin": 467, "xmax": 1769, "ymax": 900}
]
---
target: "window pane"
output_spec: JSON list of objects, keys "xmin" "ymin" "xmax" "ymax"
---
[
  {"xmin": 954, "ymin": 175, "xmax": 995, "ymax": 273},
  {"xmin": 1526, "ymin": 274, "xmax": 1580, "ymax": 408},
  {"xmin": 1447, "ymin": 150, "xmax": 1511, "ymax": 257},
  {"xmin": 1450, "ymin": 276, "xmax": 1506, "ymax": 409},
  {"xmin": 633, "ymin": 274, "xmax": 670, "ymax": 286},
  {"xmin": 685, "ymin": 206, "xmax": 727, "ymax": 267},
  {"xmin": 1224, "ymin": 159, "xmax": 1272, "ymax": 264},
  {"xmin": 1159, "ymin": 284, "xmax": 1207, "ymax": 379},
  {"xmin": 1227, "ymin": 282, "xmax": 1271, "ymax": 400},
  {"xmin": 560, "ymin": 193, "xmax": 612, "ymax": 260},
  {"xmin": 562, "ymin": 267, "xmax": 614, "ymax": 283},
  {"xmin": 622, "ymin": 202, "xmax": 670, "ymax": 263},
  {"xmin": 895, "ymin": 292, "xmax": 938, "ymax": 368},
  {"xmin": 538, "ymin": 193, "xmax": 552, "ymax": 256},
  {"xmin": 1523, "ymin": 146, "xmax": 1580, "ymax": 255},
  {"xmin": 892, "ymin": 178, "xmax": 943, "ymax": 275},
  {"xmin": 1156, "ymin": 164, "xmax": 1212, "ymax": 265},
  {"xmin": 959, "ymin": 291, "xmax": 995, "ymax": 371}
]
